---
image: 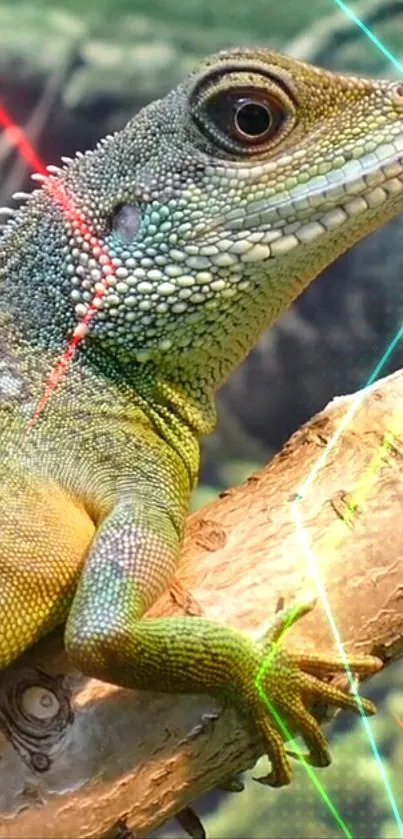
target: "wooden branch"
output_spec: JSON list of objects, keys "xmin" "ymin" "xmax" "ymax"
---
[{"xmin": 1, "ymin": 370, "xmax": 402, "ymax": 839}]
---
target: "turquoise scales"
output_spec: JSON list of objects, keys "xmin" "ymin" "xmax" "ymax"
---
[{"xmin": 0, "ymin": 46, "xmax": 403, "ymax": 785}]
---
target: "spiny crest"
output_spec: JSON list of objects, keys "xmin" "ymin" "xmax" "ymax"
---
[{"xmin": 0, "ymin": 144, "xmax": 92, "ymax": 237}]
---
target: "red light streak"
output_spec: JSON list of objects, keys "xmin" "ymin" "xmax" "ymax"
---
[
  {"xmin": 25, "ymin": 178, "xmax": 116, "ymax": 432},
  {"xmin": 394, "ymin": 714, "xmax": 403, "ymax": 732},
  {"xmin": 0, "ymin": 104, "xmax": 47, "ymax": 176},
  {"xmin": 0, "ymin": 103, "xmax": 116, "ymax": 432}
]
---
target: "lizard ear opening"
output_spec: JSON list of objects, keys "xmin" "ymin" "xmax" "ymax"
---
[{"xmin": 110, "ymin": 204, "xmax": 141, "ymax": 244}]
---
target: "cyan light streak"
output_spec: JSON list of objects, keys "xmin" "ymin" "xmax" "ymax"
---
[
  {"xmin": 335, "ymin": 0, "xmax": 403, "ymax": 75},
  {"xmin": 292, "ymin": 501, "xmax": 403, "ymax": 836},
  {"xmin": 296, "ymin": 322, "xmax": 403, "ymax": 500},
  {"xmin": 288, "ymin": 3, "xmax": 403, "ymax": 833}
]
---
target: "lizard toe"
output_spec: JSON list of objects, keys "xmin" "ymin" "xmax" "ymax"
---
[
  {"xmin": 247, "ymin": 597, "xmax": 380, "ymax": 784},
  {"xmin": 252, "ymin": 713, "xmax": 293, "ymax": 787}
]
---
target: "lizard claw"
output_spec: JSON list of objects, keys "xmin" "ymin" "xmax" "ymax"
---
[
  {"xmin": 176, "ymin": 807, "xmax": 206, "ymax": 839},
  {"xmin": 217, "ymin": 775, "xmax": 244, "ymax": 792},
  {"xmin": 246, "ymin": 598, "xmax": 382, "ymax": 787},
  {"xmin": 283, "ymin": 747, "xmax": 330, "ymax": 767},
  {"xmin": 253, "ymin": 767, "xmax": 289, "ymax": 787}
]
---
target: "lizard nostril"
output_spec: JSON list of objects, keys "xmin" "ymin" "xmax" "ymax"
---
[{"xmin": 391, "ymin": 82, "xmax": 403, "ymax": 105}]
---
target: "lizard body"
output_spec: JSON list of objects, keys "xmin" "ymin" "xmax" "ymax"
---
[{"xmin": 0, "ymin": 47, "xmax": 402, "ymax": 785}]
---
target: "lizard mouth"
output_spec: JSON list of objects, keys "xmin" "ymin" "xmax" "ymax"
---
[{"xmin": 194, "ymin": 130, "xmax": 403, "ymax": 260}]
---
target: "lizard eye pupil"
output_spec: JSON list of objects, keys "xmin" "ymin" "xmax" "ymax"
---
[{"xmin": 234, "ymin": 100, "xmax": 272, "ymax": 138}]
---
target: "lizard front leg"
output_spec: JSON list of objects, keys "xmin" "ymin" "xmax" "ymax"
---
[{"xmin": 64, "ymin": 485, "xmax": 381, "ymax": 786}]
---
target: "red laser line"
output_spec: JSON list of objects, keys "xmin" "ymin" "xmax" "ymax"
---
[
  {"xmin": 24, "ymin": 179, "xmax": 116, "ymax": 433},
  {"xmin": 394, "ymin": 714, "xmax": 403, "ymax": 732},
  {"xmin": 0, "ymin": 104, "xmax": 115, "ymax": 432},
  {"xmin": 0, "ymin": 104, "xmax": 47, "ymax": 176}
]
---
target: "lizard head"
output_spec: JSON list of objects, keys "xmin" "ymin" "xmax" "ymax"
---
[{"xmin": 2, "ymin": 47, "xmax": 403, "ymax": 399}]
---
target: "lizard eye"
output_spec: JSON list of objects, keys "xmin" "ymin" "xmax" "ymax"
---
[
  {"xmin": 190, "ymin": 65, "xmax": 296, "ymax": 155},
  {"xmin": 196, "ymin": 88, "xmax": 285, "ymax": 149}
]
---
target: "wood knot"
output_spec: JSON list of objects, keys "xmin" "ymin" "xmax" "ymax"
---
[
  {"xmin": 0, "ymin": 667, "xmax": 73, "ymax": 771},
  {"xmin": 330, "ymin": 490, "xmax": 359, "ymax": 527},
  {"xmin": 194, "ymin": 518, "xmax": 227, "ymax": 551}
]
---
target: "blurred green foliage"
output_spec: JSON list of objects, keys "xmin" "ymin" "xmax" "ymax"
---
[{"xmin": 12, "ymin": 0, "xmax": 333, "ymax": 43}]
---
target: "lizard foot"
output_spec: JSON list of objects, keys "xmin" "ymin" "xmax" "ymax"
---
[{"xmin": 246, "ymin": 596, "xmax": 382, "ymax": 787}]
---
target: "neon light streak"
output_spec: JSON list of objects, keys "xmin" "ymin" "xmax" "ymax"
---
[
  {"xmin": 296, "ymin": 322, "xmax": 403, "ymax": 501},
  {"xmin": 0, "ymin": 104, "xmax": 47, "ymax": 176},
  {"xmin": 25, "ymin": 177, "xmax": 116, "ymax": 432},
  {"xmin": 283, "ymin": 3, "xmax": 403, "ymax": 832},
  {"xmin": 0, "ymin": 104, "xmax": 116, "ymax": 430},
  {"xmin": 255, "ymin": 605, "xmax": 354, "ymax": 838},
  {"xmin": 394, "ymin": 714, "xmax": 403, "ymax": 733},
  {"xmin": 292, "ymin": 501, "xmax": 403, "ymax": 835},
  {"xmin": 334, "ymin": 0, "xmax": 403, "ymax": 74}
]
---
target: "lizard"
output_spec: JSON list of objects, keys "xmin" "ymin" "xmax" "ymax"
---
[{"xmin": 0, "ymin": 45, "xmax": 402, "ymax": 790}]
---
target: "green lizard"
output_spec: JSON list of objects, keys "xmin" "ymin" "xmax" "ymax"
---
[{"xmin": 0, "ymin": 46, "xmax": 402, "ymax": 788}]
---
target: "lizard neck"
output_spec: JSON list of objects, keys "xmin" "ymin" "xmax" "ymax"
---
[
  {"xmin": 0, "ymin": 299, "xmax": 206, "ymax": 491},
  {"xmin": 77, "ymin": 342, "xmax": 214, "ymax": 487},
  {"xmin": 0, "ymin": 186, "xmax": 81, "ymax": 348}
]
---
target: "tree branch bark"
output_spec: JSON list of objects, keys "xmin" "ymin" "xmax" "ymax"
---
[{"xmin": 0, "ymin": 370, "xmax": 402, "ymax": 839}]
